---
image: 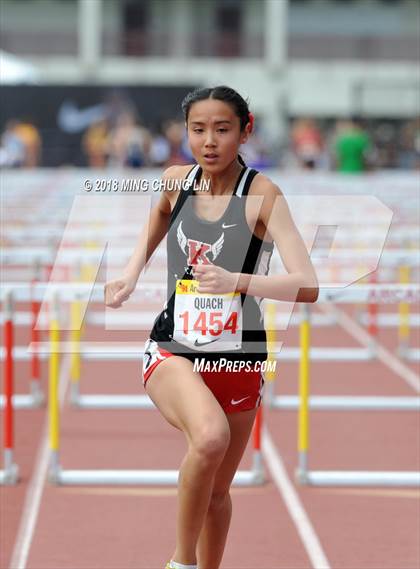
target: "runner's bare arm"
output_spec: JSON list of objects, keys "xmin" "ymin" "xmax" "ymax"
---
[
  {"xmin": 236, "ymin": 180, "xmax": 319, "ymax": 302},
  {"xmin": 104, "ymin": 165, "xmax": 190, "ymax": 307}
]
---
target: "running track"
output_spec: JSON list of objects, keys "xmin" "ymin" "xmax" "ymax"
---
[
  {"xmin": 1, "ymin": 170, "xmax": 419, "ymax": 568},
  {"xmin": 1, "ymin": 302, "xmax": 419, "ymax": 569}
]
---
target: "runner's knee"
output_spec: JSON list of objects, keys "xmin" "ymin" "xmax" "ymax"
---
[
  {"xmin": 191, "ymin": 423, "xmax": 231, "ymax": 463},
  {"xmin": 208, "ymin": 489, "xmax": 231, "ymax": 512}
]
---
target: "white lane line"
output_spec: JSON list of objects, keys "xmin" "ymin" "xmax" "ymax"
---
[
  {"xmin": 322, "ymin": 304, "xmax": 420, "ymax": 393},
  {"xmin": 262, "ymin": 428, "xmax": 331, "ymax": 569},
  {"xmin": 9, "ymin": 353, "xmax": 71, "ymax": 569}
]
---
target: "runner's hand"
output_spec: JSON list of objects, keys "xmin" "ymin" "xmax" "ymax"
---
[
  {"xmin": 192, "ymin": 264, "xmax": 239, "ymax": 294},
  {"xmin": 104, "ymin": 276, "xmax": 136, "ymax": 308}
]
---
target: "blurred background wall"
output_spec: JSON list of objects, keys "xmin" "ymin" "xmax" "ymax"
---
[{"xmin": 0, "ymin": 0, "xmax": 419, "ymax": 169}]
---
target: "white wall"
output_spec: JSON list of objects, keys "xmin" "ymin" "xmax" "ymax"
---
[
  {"xmin": 2, "ymin": 0, "xmax": 418, "ymax": 140},
  {"xmin": 26, "ymin": 55, "xmax": 419, "ymax": 115}
]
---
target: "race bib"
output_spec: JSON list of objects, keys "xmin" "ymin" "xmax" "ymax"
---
[{"xmin": 173, "ymin": 279, "xmax": 242, "ymax": 352}]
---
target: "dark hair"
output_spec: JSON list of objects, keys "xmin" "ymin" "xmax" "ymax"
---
[
  {"xmin": 182, "ymin": 86, "xmax": 250, "ymax": 166},
  {"xmin": 182, "ymin": 85, "xmax": 250, "ymax": 132}
]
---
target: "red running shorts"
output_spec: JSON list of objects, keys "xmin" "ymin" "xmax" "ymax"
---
[{"xmin": 142, "ymin": 338, "xmax": 264, "ymax": 414}]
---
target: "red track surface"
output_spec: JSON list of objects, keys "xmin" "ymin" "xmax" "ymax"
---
[{"xmin": 1, "ymin": 300, "xmax": 419, "ymax": 569}]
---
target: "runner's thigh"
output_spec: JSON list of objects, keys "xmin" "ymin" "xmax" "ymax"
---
[{"xmin": 145, "ymin": 356, "xmax": 230, "ymax": 446}]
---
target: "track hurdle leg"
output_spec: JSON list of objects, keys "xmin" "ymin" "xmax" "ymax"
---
[
  {"xmin": 1, "ymin": 291, "xmax": 19, "ymax": 485},
  {"xmin": 69, "ymin": 295, "xmax": 82, "ymax": 404},
  {"xmin": 398, "ymin": 265, "xmax": 410, "ymax": 357},
  {"xmin": 72, "ymin": 245, "xmax": 97, "ymax": 403},
  {"xmin": 251, "ymin": 405, "xmax": 265, "ymax": 484},
  {"xmin": 30, "ymin": 258, "xmax": 44, "ymax": 405},
  {"xmin": 296, "ymin": 303, "xmax": 311, "ymax": 484},
  {"xmin": 367, "ymin": 271, "xmax": 378, "ymax": 356},
  {"xmin": 264, "ymin": 300, "xmax": 277, "ymax": 405},
  {"xmin": 48, "ymin": 293, "xmax": 62, "ymax": 482}
]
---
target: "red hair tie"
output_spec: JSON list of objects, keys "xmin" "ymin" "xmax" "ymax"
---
[{"xmin": 247, "ymin": 112, "xmax": 254, "ymax": 134}]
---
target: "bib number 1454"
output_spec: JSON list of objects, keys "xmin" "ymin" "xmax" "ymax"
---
[
  {"xmin": 179, "ymin": 310, "xmax": 238, "ymax": 336},
  {"xmin": 173, "ymin": 279, "xmax": 242, "ymax": 351}
]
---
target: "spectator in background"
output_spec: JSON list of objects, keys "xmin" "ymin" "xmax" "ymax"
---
[
  {"xmin": 0, "ymin": 119, "xmax": 41, "ymax": 168},
  {"xmin": 164, "ymin": 119, "xmax": 192, "ymax": 167},
  {"xmin": 291, "ymin": 118, "xmax": 324, "ymax": 170},
  {"xmin": 108, "ymin": 111, "xmax": 151, "ymax": 168},
  {"xmin": 397, "ymin": 118, "xmax": 420, "ymax": 170},
  {"xmin": 0, "ymin": 120, "xmax": 26, "ymax": 167},
  {"xmin": 371, "ymin": 122, "xmax": 396, "ymax": 169},
  {"xmin": 149, "ymin": 122, "xmax": 171, "ymax": 167},
  {"xmin": 82, "ymin": 119, "xmax": 109, "ymax": 168},
  {"xmin": 17, "ymin": 120, "xmax": 42, "ymax": 167},
  {"xmin": 333, "ymin": 118, "xmax": 372, "ymax": 173},
  {"xmin": 241, "ymin": 115, "xmax": 276, "ymax": 169}
]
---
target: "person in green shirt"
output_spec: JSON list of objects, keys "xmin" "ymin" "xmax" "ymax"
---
[{"xmin": 334, "ymin": 119, "xmax": 372, "ymax": 173}]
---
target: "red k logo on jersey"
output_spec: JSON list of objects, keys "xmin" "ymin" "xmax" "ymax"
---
[
  {"xmin": 177, "ymin": 220, "xmax": 224, "ymax": 264},
  {"xmin": 187, "ymin": 240, "xmax": 212, "ymax": 265}
]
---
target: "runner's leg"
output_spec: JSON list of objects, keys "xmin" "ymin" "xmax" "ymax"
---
[
  {"xmin": 145, "ymin": 356, "xmax": 231, "ymax": 566},
  {"xmin": 196, "ymin": 408, "xmax": 258, "ymax": 569}
]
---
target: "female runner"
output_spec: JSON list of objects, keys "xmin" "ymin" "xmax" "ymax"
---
[{"xmin": 104, "ymin": 86, "xmax": 318, "ymax": 569}]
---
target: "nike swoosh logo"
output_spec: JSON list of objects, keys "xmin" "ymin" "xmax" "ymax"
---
[
  {"xmin": 194, "ymin": 337, "xmax": 220, "ymax": 347},
  {"xmin": 231, "ymin": 396, "xmax": 250, "ymax": 406},
  {"xmin": 221, "ymin": 223, "xmax": 237, "ymax": 229}
]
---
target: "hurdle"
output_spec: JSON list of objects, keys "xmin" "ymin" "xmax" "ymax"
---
[
  {"xmin": 28, "ymin": 268, "xmax": 44, "ymax": 405},
  {"xmin": 0, "ymin": 260, "xmax": 45, "ymax": 410},
  {"xmin": 2, "ymin": 246, "xmax": 420, "ymax": 268},
  {"xmin": 43, "ymin": 289, "xmax": 265, "ymax": 486},
  {"xmin": 43, "ymin": 282, "xmax": 419, "ymax": 486},
  {"xmin": 0, "ymin": 291, "xmax": 19, "ymax": 485},
  {"xmin": 65, "ymin": 273, "xmax": 339, "ymax": 411},
  {"xmin": 3, "ymin": 281, "xmax": 419, "ymax": 399},
  {"xmin": 68, "ymin": 279, "xmax": 376, "ymax": 412},
  {"xmin": 397, "ymin": 262, "xmax": 417, "ymax": 360},
  {"xmin": 294, "ymin": 299, "xmax": 420, "ymax": 488},
  {"xmin": 3, "ymin": 223, "xmax": 419, "ymax": 247},
  {"xmin": 268, "ymin": 286, "xmax": 420, "ymax": 412},
  {"xmin": 43, "ymin": 281, "xmax": 420, "ymax": 410},
  {"xmin": 2, "ymin": 281, "xmax": 418, "ymax": 486}
]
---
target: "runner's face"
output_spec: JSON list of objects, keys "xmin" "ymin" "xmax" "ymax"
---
[{"xmin": 186, "ymin": 99, "xmax": 248, "ymax": 171}]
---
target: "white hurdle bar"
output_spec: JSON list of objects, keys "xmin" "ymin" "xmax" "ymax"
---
[
  {"xmin": 359, "ymin": 313, "xmax": 420, "ymax": 327},
  {"xmin": 3, "ymin": 224, "xmax": 419, "ymax": 244},
  {"xmin": 298, "ymin": 471, "xmax": 420, "ymax": 487},
  {"xmin": 89, "ymin": 309, "xmax": 420, "ymax": 329},
  {"xmin": 52, "ymin": 467, "xmax": 264, "ymax": 486},
  {"xmin": 268, "ymin": 395, "xmax": 420, "ymax": 411},
  {"xmin": 2, "ymin": 247, "xmax": 420, "ymax": 267},
  {"xmin": 1, "ymin": 282, "xmax": 419, "ymax": 303},
  {"xmin": 50, "ymin": 410, "xmax": 265, "ymax": 487}
]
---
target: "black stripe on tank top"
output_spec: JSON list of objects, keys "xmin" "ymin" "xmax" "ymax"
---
[
  {"xmin": 238, "ymin": 168, "xmax": 258, "ymax": 197},
  {"xmin": 169, "ymin": 164, "xmax": 200, "ymax": 227}
]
